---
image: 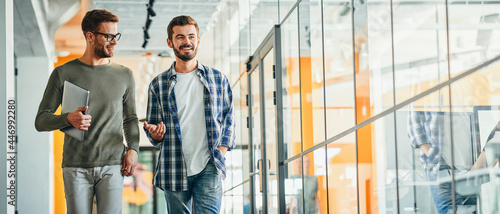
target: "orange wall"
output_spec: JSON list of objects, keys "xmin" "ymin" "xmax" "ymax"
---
[{"xmin": 53, "ymin": 55, "xmax": 80, "ymax": 214}]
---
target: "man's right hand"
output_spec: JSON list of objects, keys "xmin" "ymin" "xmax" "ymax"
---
[
  {"xmin": 67, "ymin": 106, "xmax": 92, "ymax": 131},
  {"xmin": 420, "ymin": 143, "xmax": 431, "ymax": 157},
  {"xmin": 144, "ymin": 121, "xmax": 165, "ymax": 141}
]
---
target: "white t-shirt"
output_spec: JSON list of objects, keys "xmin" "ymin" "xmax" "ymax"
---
[{"xmin": 174, "ymin": 70, "xmax": 210, "ymax": 176}]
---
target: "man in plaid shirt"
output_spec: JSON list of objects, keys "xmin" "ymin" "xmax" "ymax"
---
[
  {"xmin": 143, "ymin": 16, "xmax": 235, "ymax": 213},
  {"xmin": 407, "ymin": 104, "xmax": 471, "ymax": 214}
]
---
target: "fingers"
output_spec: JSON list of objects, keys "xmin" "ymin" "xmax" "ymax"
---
[
  {"xmin": 151, "ymin": 123, "xmax": 161, "ymax": 135},
  {"xmin": 152, "ymin": 122, "xmax": 166, "ymax": 136},
  {"xmin": 68, "ymin": 106, "xmax": 92, "ymax": 131},
  {"xmin": 122, "ymin": 151, "xmax": 138, "ymax": 176},
  {"xmin": 129, "ymin": 167, "xmax": 135, "ymax": 175},
  {"xmin": 144, "ymin": 122, "xmax": 165, "ymax": 134},
  {"xmin": 75, "ymin": 106, "xmax": 88, "ymax": 112},
  {"xmin": 156, "ymin": 121, "xmax": 164, "ymax": 134},
  {"xmin": 122, "ymin": 165, "xmax": 132, "ymax": 176},
  {"xmin": 77, "ymin": 115, "xmax": 92, "ymax": 131}
]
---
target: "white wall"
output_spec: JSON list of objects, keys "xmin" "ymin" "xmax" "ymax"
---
[
  {"xmin": 1, "ymin": 0, "xmax": 14, "ymax": 213},
  {"xmin": 16, "ymin": 57, "xmax": 53, "ymax": 214}
]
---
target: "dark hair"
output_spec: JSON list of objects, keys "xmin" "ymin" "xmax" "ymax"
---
[
  {"xmin": 167, "ymin": 15, "xmax": 199, "ymax": 41},
  {"xmin": 81, "ymin": 9, "xmax": 119, "ymax": 38}
]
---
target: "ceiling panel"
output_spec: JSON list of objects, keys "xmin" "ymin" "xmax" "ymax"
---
[{"xmin": 92, "ymin": 0, "xmax": 221, "ymax": 53}]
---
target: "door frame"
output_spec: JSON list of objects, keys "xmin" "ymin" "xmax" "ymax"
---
[{"xmin": 246, "ymin": 24, "xmax": 286, "ymax": 214}]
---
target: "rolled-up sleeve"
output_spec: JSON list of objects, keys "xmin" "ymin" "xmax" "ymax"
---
[
  {"xmin": 407, "ymin": 107, "xmax": 430, "ymax": 148},
  {"xmin": 144, "ymin": 81, "xmax": 163, "ymax": 147},
  {"xmin": 220, "ymin": 76, "xmax": 236, "ymax": 151}
]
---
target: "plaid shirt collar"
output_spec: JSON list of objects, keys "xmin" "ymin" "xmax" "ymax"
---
[{"xmin": 166, "ymin": 60, "xmax": 207, "ymax": 80}]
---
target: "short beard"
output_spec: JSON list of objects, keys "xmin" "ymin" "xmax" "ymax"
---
[
  {"xmin": 94, "ymin": 40, "xmax": 112, "ymax": 58},
  {"xmin": 173, "ymin": 44, "xmax": 196, "ymax": 62}
]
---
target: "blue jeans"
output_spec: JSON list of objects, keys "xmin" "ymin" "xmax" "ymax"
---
[
  {"xmin": 163, "ymin": 161, "xmax": 222, "ymax": 214},
  {"xmin": 426, "ymin": 168, "xmax": 469, "ymax": 214}
]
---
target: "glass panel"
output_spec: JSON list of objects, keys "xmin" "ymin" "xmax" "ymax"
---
[
  {"xmin": 447, "ymin": 9, "xmax": 500, "ymax": 214},
  {"xmin": 323, "ymin": 0, "xmax": 355, "ymax": 139},
  {"xmin": 239, "ymin": 0, "xmax": 251, "ymax": 62},
  {"xmin": 327, "ymin": 133, "xmax": 357, "ymax": 213},
  {"xmin": 448, "ymin": 1, "xmax": 500, "ymax": 69},
  {"xmin": 250, "ymin": 66, "xmax": 263, "ymax": 213},
  {"xmin": 250, "ymin": 0, "xmax": 279, "ymax": 53},
  {"xmin": 263, "ymin": 49, "xmax": 279, "ymax": 213},
  {"xmin": 298, "ymin": 0, "xmax": 326, "ymax": 152},
  {"xmin": 281, "ymin": 8, "xmax": 302, "ymax": 159},
  {"xmin": 304, "ymin": 152, "xmax": 327, "ymax": 214},
  {"xmin": 448, "ymin": 55, "xmax": 500, "ymax": 213},
  {"xmin": 393, "ymin": 108, "xmax": 432, "ymax": 214},
  {"xmin": 392, "ymin": 1, "xmax": 448, "ymax": 106},
  {"xmin": 404, "ymin": 87, "xmax": 454, "ymax": 214},
  {"xmin": 279, "ymin": 0, "xmax": 297, "ymax": 23},
  {"xmin": 284, "ymin": 158, "xmax": 303, "ymax": 214},
  {"xmin": 222, "ymin": 149, "xmax": 245, "ymax": 214},
  {"xmin": 244, "ymin": 182, "xmax": 252, "ymax": 214},
  {"xmin": 122, "ymin": 149, "xmax": 163, "ymax": 214}
]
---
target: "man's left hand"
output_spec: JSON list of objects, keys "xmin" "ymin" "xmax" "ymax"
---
[
  {"xmin": 122, "ymin": 149, "xmax": 138, "ymax": 176},
  {"xmin": 217, "ymin": 146, "xmax": 228, "ymax": 156}
]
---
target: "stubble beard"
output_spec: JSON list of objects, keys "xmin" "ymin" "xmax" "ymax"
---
[
  {"xmin": 173, "ymin": 44, "xmax": 197, "ymax": 62},
  {"xmin": 94, "ymin": 40, "xmax": 113, "ymax": 58}
]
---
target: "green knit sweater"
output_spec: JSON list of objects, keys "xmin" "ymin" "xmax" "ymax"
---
[{"xmin": 35, "ymin": 59, "xmax": 140, "ymax": 167}]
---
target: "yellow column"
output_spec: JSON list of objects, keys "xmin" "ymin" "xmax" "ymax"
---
[{"xmin": 53, "ymin": 55, "xmax": 80, "ymax": 214}]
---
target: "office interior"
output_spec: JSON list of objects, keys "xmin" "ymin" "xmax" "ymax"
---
[{"xmin": 2, "ymin": 0, "xmax": 500, "ymax": 213}]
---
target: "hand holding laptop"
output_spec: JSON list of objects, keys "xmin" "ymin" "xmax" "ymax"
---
[{"xmin": 67, "ymin": 106, "xmax": 92, "ymax": 131}]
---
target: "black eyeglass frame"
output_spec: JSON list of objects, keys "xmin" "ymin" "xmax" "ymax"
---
[{"xmin": 91, "ymin": 31, "xmax": 121, "ymax": 42}]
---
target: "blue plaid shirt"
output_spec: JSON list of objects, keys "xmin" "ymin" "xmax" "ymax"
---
[
  {"xmin": 144, "ymin": 62, "xmax": 236, "ymax": 191},
  {"xmin": 407, "ymin": 109, "xmax": 444, "ymax": 175}
]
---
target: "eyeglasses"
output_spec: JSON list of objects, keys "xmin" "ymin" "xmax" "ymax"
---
[{"xmin": 91, "ymin": 31, "xmax": 121, "ymax": 42}]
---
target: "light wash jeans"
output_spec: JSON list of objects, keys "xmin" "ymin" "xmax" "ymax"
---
[
  {"xmin": 163, "ymin": 161, "xmax": 222, "ymax": 214},
  {"xmin": 62, "ymin": 165, "xmax": 123, "ymax": 214},
  {"xmin": 427, "ymin": 167, "xmax": 470, "ymax": 214}
]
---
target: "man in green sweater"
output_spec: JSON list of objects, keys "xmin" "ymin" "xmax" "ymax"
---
[{"xmin": 35, "ymin": 9, "xmax": 139, "ymax": 214}]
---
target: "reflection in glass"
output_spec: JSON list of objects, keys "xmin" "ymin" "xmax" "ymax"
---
[
  {"xmin": 323, "ymin": 0, "xmax": 355, "ymax": 139},
  {"xmin": 327, "ymin": 133, "xmax": 357, "ymax": 213},
  {"xmin": 250, "ymin": 0, "xmax": 279, "ymax": 53},
  {"xmin": 298, "ymin": 0, "xmax": 326, "ymax": 152},
  {"xmin": 281, "ymin": 8, "xmax": 302, "ymax": 159},
  {"xmin": 222, "ymin": 149, "xmax": 245, "ymax": 213},
  {"xmin": 285, "ymin": 158, "xmax": 303, "ymax": 214},
  {"xmin": 392, "ymin": 1, "xmax": 448, "ymax": 105},
  {"xmin": 279, "ymin": 0, "xmax": 297, "ymax": 23},
  {"xmin": 406, "ymin": 86, "xmax": 476, "ymax": 214},
  {"xmin": 449, "ymin": 60, "xmax": 500, "ymax": 213}
]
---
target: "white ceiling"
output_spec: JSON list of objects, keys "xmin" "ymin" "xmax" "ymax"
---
[{"xmin": 92, "ymin": 0, "xmax": 222, "ymax": 54}]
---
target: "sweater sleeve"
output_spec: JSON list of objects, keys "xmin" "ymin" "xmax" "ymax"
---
[
  {"xmin": 35, "ymin": 68, "xmax": 72, "ymax": 131},
  {"xmin": 122, "ymin": 70, "xmax": 140, "ymax": 153}
]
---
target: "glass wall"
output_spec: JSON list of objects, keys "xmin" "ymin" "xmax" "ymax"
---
[{"xmin": 213, "ymin": 0, "xmax": 500, "ymax": 213}]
